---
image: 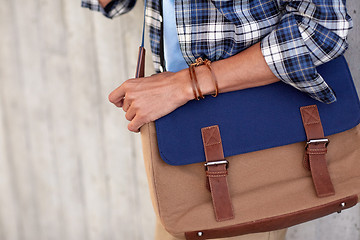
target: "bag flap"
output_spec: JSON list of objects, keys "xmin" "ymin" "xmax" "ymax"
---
[{"xmin": 155, "ymin": 56, "xmax": 360, "ymax": 165}]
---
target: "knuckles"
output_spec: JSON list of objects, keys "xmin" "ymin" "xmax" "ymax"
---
[
  {"xmin": 108, "ymin": 81, "xmax": 131, "ymax": 104},
  {"xmin": 125, "ymin": 93, "xmax": 135, "ymax": 101},
  {"xmin": 137, "ymin": 115, "xmax": 146, "ymax": 123}
]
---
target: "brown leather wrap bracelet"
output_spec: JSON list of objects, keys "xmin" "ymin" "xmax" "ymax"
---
[
  {"xmin": 203, "ymin": 59, "xmax": 219, "ymax": 97},
  {"xmin": 190, "ymin": 64, "xmax": 205, "ymax": 100},
  {"xmin": 189, "ymin": 57, "xmax": 219, "ymax": 100}
]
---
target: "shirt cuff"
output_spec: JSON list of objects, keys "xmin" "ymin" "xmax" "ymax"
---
[
  {"xmin": 81, "ymin": 0, "xmax": 136, "ymax": 18},
  {"xmin": 260, "ymin": 14, "xmax": 337, "ymax": 104}
]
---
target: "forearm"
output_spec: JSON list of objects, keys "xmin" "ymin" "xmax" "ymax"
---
[
  {"xmin": 177, "ymin": 42, "xmax": 279, "ymax": 101},
  {"xmin": 109, "ymin": 42, "xmax": 280, "ymax": 132}
]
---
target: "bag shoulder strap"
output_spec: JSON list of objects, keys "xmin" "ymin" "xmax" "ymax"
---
[{"xmin": 135, "ymin": 0, "xmax": 148, "ymax": 78}]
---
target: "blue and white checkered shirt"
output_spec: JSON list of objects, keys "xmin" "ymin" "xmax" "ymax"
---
[{"xmin": 82, "ymin": 0, "xmax": 353, "ymax": 103}]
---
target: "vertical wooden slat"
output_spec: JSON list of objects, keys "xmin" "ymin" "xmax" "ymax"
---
[
  {"xmin": 36, "ymin": 0, "xmax": 89, "ymax": 239},
  {"xmin": 63, "ymin": 1, "xmax": 113, "ymax": 239},
  {"xmin": 32, "ymin": 0, "xmax": 91, "ymax": 239},
  {"xmin": 0, "ymin": 2, "xmax": 21, "ymax": 240},
  {"xmin": 0, "ymin": 1, "xmax": 41, "ymax": 240},
  {"xmin": 0, "ymin": 79, "xmax": 19, "ymax": 240},
  {"xmin": 11, "ymin": 0, "xmax": 65, "ymax": 239}
]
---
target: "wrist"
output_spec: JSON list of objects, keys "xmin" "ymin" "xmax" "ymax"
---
[
  {"xmin": 174, "ymin": 62, "xmax": 218, "ymax": 103},
  {"xmin": 194, "ymin": 64, "xmax": 217, "ymax": 96},
  {"xmin": 175, "ymin": 68, "xmax": 196, "ymax": 102}
]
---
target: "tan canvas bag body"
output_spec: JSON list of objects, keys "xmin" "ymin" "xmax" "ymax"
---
[{"xmin": 141, "ymin": 122, "xmax": 360, "ymax": 239}]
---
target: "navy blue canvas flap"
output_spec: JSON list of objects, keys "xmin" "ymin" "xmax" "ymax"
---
[{"xmin": 155, "ymin": 56, "xmax": 360, "ymax": 166}]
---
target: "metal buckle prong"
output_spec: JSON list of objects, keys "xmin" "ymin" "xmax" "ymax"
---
[
  {"xmin": 305, "ymin": 138, "xmax": 329, "ymax": 149},
  {"xmin": 204, "ymin": 160, "xmax": 229, "ymax": 170}
]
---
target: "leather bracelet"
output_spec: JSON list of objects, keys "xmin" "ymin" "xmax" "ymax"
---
[
  {"xmin": 190, "ymin": 64, "xmax": 205, "ymax": 99},
  {"xmin": 189, "ymin": 66, "xmax": 200, "ymax": 100},
  {"xmin": 203, "ymin": 59, "xmax": 219, "ymax": 97},
  {"xmin": 190, "ymin": 57, "xmax": 219, "ymax": 99}
]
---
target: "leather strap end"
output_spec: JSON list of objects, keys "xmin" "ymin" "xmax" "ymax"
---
[
  {"xmin": 201, "ymin": 126, "xmax": 234, "ymax": 221},
  {"xmin": 300, "ymin": 105, "xmax": 335, "ymax": 197}
]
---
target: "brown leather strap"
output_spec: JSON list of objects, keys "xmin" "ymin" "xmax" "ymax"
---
[
  {"xmin": 135, "ymin": 46, "xmax": 145, "ymax": 78},
  {"xmin": 185, "ymin": 195, "xmax": 358, "ymax": 239},
  {"xmin": 201, "ymin": 126, "xmax": 234, "ymax": 222},
  {"xmin": 300, "ymin": 105, "xmax": 335, "ymax": 197}
]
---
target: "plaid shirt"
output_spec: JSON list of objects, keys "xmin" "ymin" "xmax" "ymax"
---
[{"xmin": 82, "ymin": 0, "xmax": 352, "ymax": 103}]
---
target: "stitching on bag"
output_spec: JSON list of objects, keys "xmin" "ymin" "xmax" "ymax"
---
[
  {"xmin": 207, "ymin": 175, "xmax": 228, "ymax": 177},
  {"xmin": 205, "ymin": 139, "xmax": 221, "ymax": 145},
  {"xmin": 307, "ymin": 152, "xmax": 327, "ymax": 155},
  {"xmin": 202, "ymin": 126, "xmax": 222, "ymax": 149},
  {"xmin": 306, "ymin": 148, "xmax": 327, "ymax": 155},
  {"xmin": 304, "ymin": 121, "xmax": 320, "ymax": 125},
  {"xmin": 204, "ymin": 126, "xmax": 222, "ymax": 146},
  {"xmin": 307, "ymin": 149, "xmax": 327, "ymax": 153},
  {"xmin": 206, "ymin": 171, "xmax": 228, "ymax": 174},
  {"xmin": 205, "ymin": 141, "xmax": 221, "ymax": 146},
  {"xmin": 205, "ymin": 138, "xmax": 221, "ymax": 146},
  {"xmin": 307, "ymin": 148, "xmax": 327, "ymax": 151},
  {"xmin": 307, "ymin": 149, "xmax": 327, "ymax": 152},
  {"xmin": 300, "ymin": 105, "xmax": 321, "ymax": 125}
]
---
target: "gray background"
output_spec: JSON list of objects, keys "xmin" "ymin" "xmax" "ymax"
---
[{"xmin": 0, "ymin": 0, "xmax": 359, "ymax": 239}]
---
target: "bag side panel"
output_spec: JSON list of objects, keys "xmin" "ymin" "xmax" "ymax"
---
[{"xmin": 140, "ymin": 123, "xmax": 161, "ymax": 220}]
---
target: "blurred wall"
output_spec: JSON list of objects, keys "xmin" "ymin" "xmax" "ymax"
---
[{"xmin": 0, "ymin": 0, "xmax": 359, "ymax": 240}]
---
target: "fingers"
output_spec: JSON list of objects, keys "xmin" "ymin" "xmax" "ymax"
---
[
  {"xmin": 127, "ymin": 115, "xmax": 144, "ymax": 133},
  {"xmin": 108, "ymin": 82, "xmax": 126, "ymax": 104},
  {"xmin": 122, "ymin": 97, "xmax": 131, "ymax": 112},
  {"xmin": 125, "ymin": 107, "xmax": 136, "ymax": 121},
  {"xmin": 125, "ymin": 105, "xmax": 146, "ymax": 132},
  {"xmin": 114, "ymin": 98, "xmax": 124, "ymax": 108},
  {"xmin": 108, "ymin": 78, "xmax": 150, "ymax": 133}
]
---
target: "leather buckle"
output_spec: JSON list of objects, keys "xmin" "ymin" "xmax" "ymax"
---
[
  {"xmin": 204, "ymin": 159, "xmax": 229, "ymax": 170},
  {"xmin": 305, "ymin": 138, "xmax": 329, "ymax": 149}
]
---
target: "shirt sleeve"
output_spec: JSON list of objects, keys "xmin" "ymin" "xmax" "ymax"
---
[
  {"xmin": 260, "ymin": 0, "xmax": 353, "ymax": 103},
  {"xmin": 81, "ymin": 0, "xmax": 136, "ymax": 18}
]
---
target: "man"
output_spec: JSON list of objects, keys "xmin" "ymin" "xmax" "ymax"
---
[{"xmin": 82, "ymin": 0, "xmax": 352, "ymax": 239}]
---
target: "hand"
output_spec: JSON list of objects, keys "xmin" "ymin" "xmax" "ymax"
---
[
  {"xmin": 109, "ymin": 43, "xmax": 278, "ymax": 132},
  {"xmin": 108, "ymin": 70, "xmax": 193, "ymax": 132}
]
